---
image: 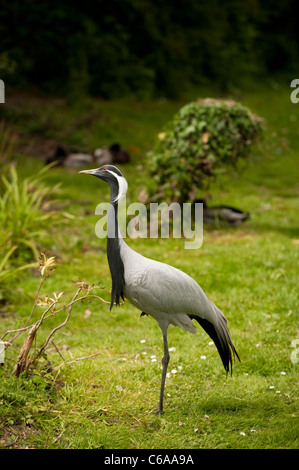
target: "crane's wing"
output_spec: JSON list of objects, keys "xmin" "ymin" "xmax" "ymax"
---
[
  {"xmin": 121, "ymin": 243, "xmax": 240, "ymax": 374},
  {"xmin": 123, "ymin": 249, "xmax": 219, "ymax": 323}
]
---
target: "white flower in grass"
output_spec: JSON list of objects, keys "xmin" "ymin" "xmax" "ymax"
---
[
  {"xmin": 84, "ymin": 308, "xmax": 92, "ymax": 319},
  {"xmin": 200, "ymin": 355, "xmax": 206, "ymax": 360},
  {"xmin": 116, "ymin": 385, "xmax": 124, "ymax": 392},
  {"xmin": 140, "ymin": 339, "xmax": 146, "ymax": 343},
  {"xmin": 171, "ymin": 369, "xmax": 177, "ymax": 374},
  {"xmin": 280, "ymin": 371, "xmax": 286, "ymax": 375},
  {"xmin": 240, "ymin": 432, "xmax": 246, "ymax": 436},
  {"xmin": 169, "ymin": 347, "xmax": 176, "ymax": 352}
]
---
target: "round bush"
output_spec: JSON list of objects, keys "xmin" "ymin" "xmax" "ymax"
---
[{"xmin": 146, "ymin": 98, "xmax": 264, "ymax": 203}]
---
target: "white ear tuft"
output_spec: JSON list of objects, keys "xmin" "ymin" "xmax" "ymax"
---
[{"xmin": 106, "ymin": 170, "xmax": 128, "ymax": 202}]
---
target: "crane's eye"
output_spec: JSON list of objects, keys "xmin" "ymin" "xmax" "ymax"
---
[{"xmin": 103, "ymin": 167, "xmax": 107, "ymax": 171}]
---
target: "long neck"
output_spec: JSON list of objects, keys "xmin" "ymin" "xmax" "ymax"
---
[{"xmin": 106, "ymin": 199, "xmax": 125, "ymax": 310}]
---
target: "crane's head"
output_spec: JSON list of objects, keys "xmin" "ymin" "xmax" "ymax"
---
[{"xmin": 79, "ymin": 165, "xmax": 128, "ymax": 202}]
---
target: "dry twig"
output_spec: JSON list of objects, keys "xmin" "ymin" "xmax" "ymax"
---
[{"xmin": 1, "ymin": 253, "xmax": 112, "ymax": 377}]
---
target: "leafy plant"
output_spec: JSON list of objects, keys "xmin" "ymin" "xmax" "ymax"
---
[
  {"xmin": 0, "ymin": 163, "xmax": 58, "ymax": 282},
  {"xmin": 0, "ymin": 122, "xmax": 17, "ymax": 165},
  {"xmin": 146, "ymin": 99, "xmax": 264, "ymax": 203}
]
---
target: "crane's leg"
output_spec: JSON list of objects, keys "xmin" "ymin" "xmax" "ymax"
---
[{"xmin": 156, "ymin": 332, "xmax": 170, "ymax": 414}]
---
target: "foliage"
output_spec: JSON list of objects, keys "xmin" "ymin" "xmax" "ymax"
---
[
  {"xmin": 146, "ymin": 99, "xmax": 264, "ymax": 203},
  {"xmin": 0, "ymin": 1, "xmax": 298, "ymax": 98},
  {"xmin": 0, "ymin": 163, "xmax": 58, "ymax": 284}
]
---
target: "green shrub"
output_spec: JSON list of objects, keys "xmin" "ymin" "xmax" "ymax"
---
[{"xmin": 146, "ymin": 99, "xmax": 264, "ymax": 203}]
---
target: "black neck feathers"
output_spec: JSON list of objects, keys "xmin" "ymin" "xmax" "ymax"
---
[{"xmin": 106, "ymin": 201, "xmax": 125, "ymax": 310}]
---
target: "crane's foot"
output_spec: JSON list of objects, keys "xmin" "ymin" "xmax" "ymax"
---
[{"xmin": 151, "ymin": 408, "xmax": 163, "ymax": 415}]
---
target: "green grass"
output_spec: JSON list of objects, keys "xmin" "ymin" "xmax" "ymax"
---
[{"xmin": 0, "ymin": 83, "xmax": 298, "ymax": 449}]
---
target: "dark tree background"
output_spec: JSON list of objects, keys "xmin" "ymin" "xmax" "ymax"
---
[{"xmin": 0, "ymin": 0, "xmax": 298, "ymax": 98}]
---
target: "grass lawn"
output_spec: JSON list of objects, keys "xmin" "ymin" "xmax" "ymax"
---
[{"xmin": 0, "ymin": 82, "xmax": 298, "ymax": 449}]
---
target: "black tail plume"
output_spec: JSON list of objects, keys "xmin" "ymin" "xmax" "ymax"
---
[{"xmin": 189, "ymin": 314, "xmax": 240, "ymax": 374}]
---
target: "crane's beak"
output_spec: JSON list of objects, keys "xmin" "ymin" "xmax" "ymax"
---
[{"xmin": 79, "ymin": 169, "xmax": 97, "ymax": 175}]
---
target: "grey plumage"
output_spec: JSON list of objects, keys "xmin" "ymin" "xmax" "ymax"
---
[{"xmin": 80, "ymin": 165, "xmax": 240, "ymax": 413}]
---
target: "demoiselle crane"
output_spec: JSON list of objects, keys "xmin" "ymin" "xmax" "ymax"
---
[{"xmin": 80, "ymin": 165, "xmax": 240, "ymax": 414}]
